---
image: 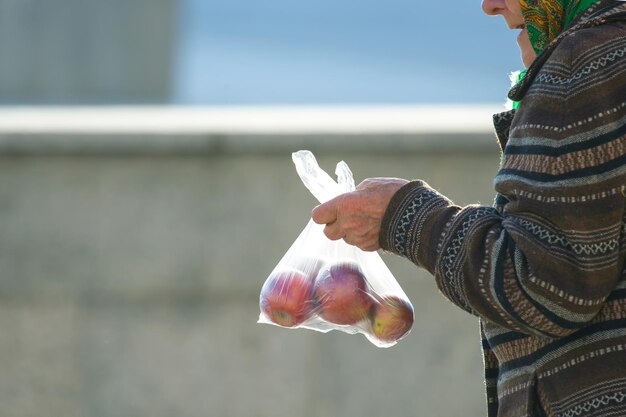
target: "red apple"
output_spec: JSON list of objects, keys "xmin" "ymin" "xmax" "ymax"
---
[
  {"xmin": 313, "ymin": 260, "xmax": 373, "ymax": 325},
  {"xmin": 369, "ymin": 295, "xmax": 414, "ymax": 342},
  {"xmin": 260, "ymin": 269, "xmax": 315, "ymax": 327}
]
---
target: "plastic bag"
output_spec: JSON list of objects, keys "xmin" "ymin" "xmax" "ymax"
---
[{"xmin": 258, "ymin": 150, "xmax": 413, "ymax": 348}]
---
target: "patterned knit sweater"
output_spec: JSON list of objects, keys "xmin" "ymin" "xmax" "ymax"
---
[{"xmin": 379, "ymin": 2, "xmax": 626, "ymax": 416}]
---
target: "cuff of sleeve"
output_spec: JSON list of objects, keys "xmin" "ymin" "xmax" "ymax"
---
[{"xmin": 379, "ymin": 180, "xmax": 453, "ymax": 271}]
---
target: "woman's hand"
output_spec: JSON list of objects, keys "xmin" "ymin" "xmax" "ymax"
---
[{"xmin": 311, "ymin": 177, "xmax": 409, "ymax": 251}]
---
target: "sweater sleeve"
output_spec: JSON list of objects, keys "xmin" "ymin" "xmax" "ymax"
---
[{"xmin": 380, "ymin": 25, "xmax": 626, "ymax": 339}]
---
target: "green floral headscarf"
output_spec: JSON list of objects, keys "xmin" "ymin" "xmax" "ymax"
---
[{"xmin": 520, "ymin": 0, "xmax": 600, "ymax": 53}]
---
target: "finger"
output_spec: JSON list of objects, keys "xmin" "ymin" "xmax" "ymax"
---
[
  {"xmin": 359, "ymin": 242, "xmax": 381, "ymax": 252},
  {"xmin": 323, "ymin": 222, "xmax": 344, "ymax": 241},
  {"xmin": 348, "ymin": 232, "xmax": 379, "ymax": 252},
  {"xmin": 343, "ymin": 235, "xmax": 379, "ymax": 252},
  {"xmin": 311, "ymin": 200, "xmax": 337, "ymax": 225}
]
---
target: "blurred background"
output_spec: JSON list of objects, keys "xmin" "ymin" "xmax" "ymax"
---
[
  {"xmin": 0, "ymin": 0, "xmax": 522, "ymax": 416},
  {"xmin": 0, "ymin": 0, "xmax": 521, "ymax": 105}
]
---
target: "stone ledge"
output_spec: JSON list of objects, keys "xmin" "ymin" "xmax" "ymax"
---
[{"xmin": 0, "ymin": 105, "xmax": 504, "ymax": 155}]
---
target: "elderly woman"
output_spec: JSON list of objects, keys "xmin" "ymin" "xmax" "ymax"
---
[{"xmin": 312, "ymin": 0, "xmax": 626, "ymax": 416}]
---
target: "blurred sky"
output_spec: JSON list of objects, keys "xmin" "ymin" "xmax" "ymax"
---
[{"xmin": 173, "ymin": 0, "xmax": 524, "ymax": 105}]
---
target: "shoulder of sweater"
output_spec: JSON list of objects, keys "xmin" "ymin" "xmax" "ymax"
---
[
  {"xmin": 514, "ymin": 21, "xmax": 626, "ymax": 138},
  {"xmin": 549, "ymin": 17, "xmax": 626, "ymax": 71}
]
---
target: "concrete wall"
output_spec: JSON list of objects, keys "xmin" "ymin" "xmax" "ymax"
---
[
  {"xmin": 0, "ymin": 0, "xmax": 176, "ymax": 104},
  {"xmin": 0, "ymin": 106, "xmax": 504, "ymax": 417}
]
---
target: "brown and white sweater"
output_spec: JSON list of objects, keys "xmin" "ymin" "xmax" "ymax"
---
[{"xmin": 380, "ymin": 2, "xmax": 626, "ymax": 416}]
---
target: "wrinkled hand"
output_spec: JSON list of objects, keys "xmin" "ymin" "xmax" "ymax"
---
[{"xmin": 311, "ymin": 177, "xmax": 409, "ymax": 251}]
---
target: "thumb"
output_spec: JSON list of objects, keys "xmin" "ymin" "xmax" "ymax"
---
[{"xmin": 311, "ymin": 200, "xmax": 337, "ymax": 225}]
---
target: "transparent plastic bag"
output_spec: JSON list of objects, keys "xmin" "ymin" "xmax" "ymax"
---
[{"xmin": 258, "ymin": 150, "xmax": 413, "ymax": 348}]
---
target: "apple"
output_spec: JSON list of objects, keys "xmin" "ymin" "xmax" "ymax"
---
[
  {"xmin": 369, "ymin": 295, "xmax": 414, "ymax": 342},
  {"xmin": 313, "ymin": 260, "xmax": 373, "ymax": 325},
  {"xmin": 260, "ymin": 269, "xmax": 315, "ymax": 327}
]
